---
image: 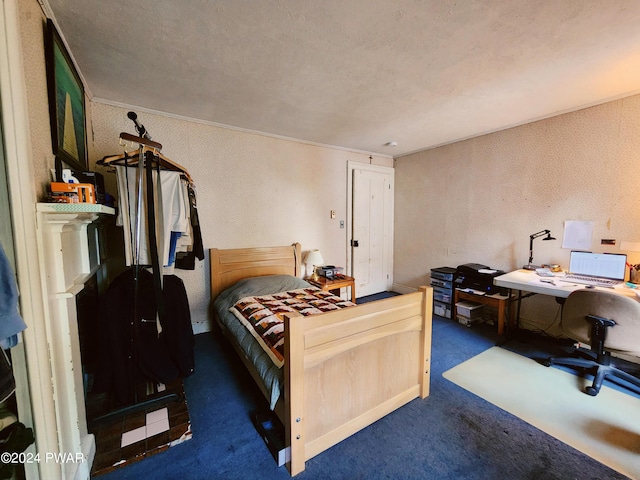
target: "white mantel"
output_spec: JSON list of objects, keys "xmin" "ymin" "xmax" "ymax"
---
[{"xmin": 35, "ymin": 203, "xmax": 114, "ymax": 480}]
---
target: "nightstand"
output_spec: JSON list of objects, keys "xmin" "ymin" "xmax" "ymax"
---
[{"xmin": 306, "ymin": 274, "xmax": 356, "ymax": 302}]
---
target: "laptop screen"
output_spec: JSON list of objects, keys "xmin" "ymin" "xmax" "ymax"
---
[{"xmin": 568, "ymin": 251, "xmax": 627, "ymax": 280}]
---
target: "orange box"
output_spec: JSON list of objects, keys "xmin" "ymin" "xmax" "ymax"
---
[{"xmin": 50, "ymin": 182, "xmax": 96, "ymax": 204}]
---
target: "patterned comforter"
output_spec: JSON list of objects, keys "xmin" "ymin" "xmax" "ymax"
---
[{"xmin": 229, "ymin": 287, "xmax": 356, "ymax": 367}]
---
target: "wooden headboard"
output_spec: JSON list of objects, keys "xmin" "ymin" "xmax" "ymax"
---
[{"xmin": 209, "ymin": 243, "xmax": 302, "ymax": 300}]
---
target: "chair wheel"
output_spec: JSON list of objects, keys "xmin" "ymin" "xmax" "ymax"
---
[
  {"xmin": 585, "ymin": 386, "xmax": 599, "ymax": 396},
  {"xmin": 542, "ymin": 359, "xmax": 552, "ymax": 367}
]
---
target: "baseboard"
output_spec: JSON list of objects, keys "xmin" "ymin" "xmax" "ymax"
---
[{"xmin": 391, "ymin": 283, "xmax": 418, "ymax": 294}]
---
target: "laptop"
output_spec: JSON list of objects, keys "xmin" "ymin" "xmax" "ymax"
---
[{"xmin": 559, "ymin": 251, "xmax": 627, "ymax": 287}]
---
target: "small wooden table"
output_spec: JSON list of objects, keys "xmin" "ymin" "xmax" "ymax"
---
[
  {"xmin": 454, "ymin": 289, "xmax": 514, "ymax": 336},
  {"xmin": 306, "ymin": 274, "xmax": 356, "ymax": 302}
]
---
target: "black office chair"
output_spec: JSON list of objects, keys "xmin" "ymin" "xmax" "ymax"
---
[{"xmin": 543, "ymin": 289, "xmax": 640, "ymax": 396}]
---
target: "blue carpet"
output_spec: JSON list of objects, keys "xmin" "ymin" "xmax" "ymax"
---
[
  {"xmin": 99, "ymin": 309, "xmax": 631, "ymax": 479},
  {"xmin": 356, "ymin": 291, "xmax": 401, "ymax": 304}
]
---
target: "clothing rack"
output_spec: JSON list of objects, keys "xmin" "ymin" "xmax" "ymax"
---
[
  {"xmin": 97, "ymin": 111, "xmax": 192, "ymax": 184},
  {"xmin": 97, "ymin": 133, "xmax": 194, "ymax": 186},
  {"xmin": 92, "ymin": 114, "xmax": 184, "ymax": 427}
]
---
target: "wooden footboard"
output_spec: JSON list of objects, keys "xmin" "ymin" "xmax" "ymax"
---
[{"xmin": 283, "ymin": 286, "xmax": 433, "ymax": 475}]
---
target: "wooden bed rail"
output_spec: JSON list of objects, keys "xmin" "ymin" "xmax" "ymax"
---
[{"xmin": 283, "ymin": 286, "xmax": 433, "ymax": 475}]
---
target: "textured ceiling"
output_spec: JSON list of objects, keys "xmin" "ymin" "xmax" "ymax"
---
[{"xmin": 45, "ymin": 0, "xmax": 640, "ymax": 157}]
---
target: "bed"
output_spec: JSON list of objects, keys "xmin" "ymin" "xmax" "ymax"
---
[{"xmin": 209, "ymin": 243, "xmax": 433, "ymax": 475}]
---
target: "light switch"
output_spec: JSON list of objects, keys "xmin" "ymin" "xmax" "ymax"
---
[{"xmin": 330, "ymin": 210, "xmax": 336, "ymax": 219}]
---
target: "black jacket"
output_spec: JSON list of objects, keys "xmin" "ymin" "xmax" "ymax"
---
[{"xmin": 97, "ymin": 268, "xmax": 195, "ymax": 405}]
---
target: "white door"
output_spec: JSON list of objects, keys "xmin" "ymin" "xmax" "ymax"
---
[{"xmin": 351, "ymin": 165, "xmax": 393, "ymax": 298}]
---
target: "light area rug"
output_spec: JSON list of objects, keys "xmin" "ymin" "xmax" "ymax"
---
[{"xmin": 443, "ymin": 346, "xmax": 640, "ymax": 480}]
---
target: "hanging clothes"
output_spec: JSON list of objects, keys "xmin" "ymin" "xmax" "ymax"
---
[
  {"xmin": 115, "ymin": 165, "xmax": 191, "ymax": 272},
  {"xmin": 96, "ymin": 268, "xmax": 195, "ymax": 405},
  {"xmin": 175, "ymin": 184, "xmax": 204, "ymax": 270},
  {"xmin": 0, "ymin": 243, "xmax": 27, "ymax": 404},
  {"xmin": 100, "ymin": 133, "xmax": 203, "ymax": 273},
  {"xmin": 92, "ymin": 123, "xmax": 197, "ymax": 419},
  {"xmin": 0, "ymin": 244, "xmax": 27, "ymax": 348}
]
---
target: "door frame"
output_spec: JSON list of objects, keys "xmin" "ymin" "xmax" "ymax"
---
[
  {"xmin": 0, "ymin": 2, "xmax": 59, "ymax": 478},
  {"xmin": 346, "ymin": 161, "xmax": 394, "ymax": 294}
]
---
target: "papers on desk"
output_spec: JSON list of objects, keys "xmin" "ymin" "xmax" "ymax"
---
[
  {"xmin": 528, "ymin": 277, "xmax": 578, "ymax": 288},
  {"xmin": 527, "ymin": 277, "xmax": 631, "ymax": 293},
  {"xmin": 532, "ymin": 278, "xmax": 555, "ymax": 286},
  {"xmin": 458, "ymin": 288, "xmax": 487, "ymax": 296},
  {"xmin": 477, "ymin": 268, "xmax": 499, "ymax": 274},
  {"xmin": 457, "ymin": 288, "xmax": 511, "ymax": 299}
]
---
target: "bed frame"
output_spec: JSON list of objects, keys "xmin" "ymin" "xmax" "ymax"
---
[{"xmin": 209, "ymin": 243, "xmax": 433, "ymax": 476}]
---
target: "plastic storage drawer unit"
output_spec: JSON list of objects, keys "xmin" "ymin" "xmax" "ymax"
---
[{"xmin": 430, "ymin": 266, "xmax": 456, "ymax": 319}]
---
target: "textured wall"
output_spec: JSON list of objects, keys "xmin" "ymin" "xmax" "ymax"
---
[
  {"xmin": 15, "ymin": 0, "xmax": 394, "ymax": 333},
  {"xmin": 89, "ymin": 103, "xmax": 390, "ymax": 332},
  {"xmin": 395, "ymin": 95, "xmax": 640, "ymax": 332},
  {"xmin": 19, "ymin": 0, "xmax": 55, "ymax": 199}
]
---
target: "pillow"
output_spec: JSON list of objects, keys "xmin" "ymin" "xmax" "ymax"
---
[{"xmin": 213, "ymin": 275, "xmax": 311, "ymax": 314}]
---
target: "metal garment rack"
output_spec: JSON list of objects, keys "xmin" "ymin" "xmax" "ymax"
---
[{"xmin": 91, "ymin": 113, "xmax": 180, "ymax": 427}]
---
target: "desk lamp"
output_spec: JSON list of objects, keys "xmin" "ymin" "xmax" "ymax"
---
[
  {"xmin": 305, "ymin": 250, "xmax": 324, "ymax": 280},
  {"xmin": 523, "ymin": 229, "xmax": 556, "ymax": 270}
]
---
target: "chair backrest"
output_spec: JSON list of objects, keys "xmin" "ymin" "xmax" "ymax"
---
[{"xmin": 561, "ymin": 289, "xmax": 640, "ymax": 356}]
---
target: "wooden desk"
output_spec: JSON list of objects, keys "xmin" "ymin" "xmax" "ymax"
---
[
  {"xmin": 307, "ymin": 274, "xmax": 356, "ymax": 302},
  {"xmin": 454, "ymin": 289, "xmax": 514, "ymax": 336}
]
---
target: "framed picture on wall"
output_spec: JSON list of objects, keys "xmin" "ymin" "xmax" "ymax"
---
[{"xmin": 44, "ymin": 19, "xmax": 87, "ymax": 172}]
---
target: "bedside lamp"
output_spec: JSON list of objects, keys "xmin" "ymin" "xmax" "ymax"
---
[
  {"xmin": 523, "ymin": 229, "xmax": 556, "ymax": 270},
  {"xmin": 305, "ymin": 250, "xmax": 324, "ymax": 280}
]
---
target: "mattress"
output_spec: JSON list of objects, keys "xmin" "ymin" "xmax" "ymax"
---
[{"xmin": 213, "ymin": 274, "xmax": 312, "ymax": 409}]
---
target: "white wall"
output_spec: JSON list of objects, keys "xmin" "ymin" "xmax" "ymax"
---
[
  {"xmin": 89, "ymin": 102, "xmax": 391, "ymax": 332},
  {"xmin": 15, "ymin": 0, "xmax": 395, "ymax": 335},
  {"xmin": 394, "ymin": 95, "xmax": 640, "ymax": 333}
]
